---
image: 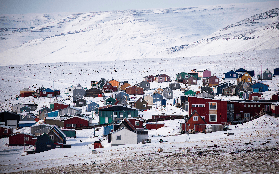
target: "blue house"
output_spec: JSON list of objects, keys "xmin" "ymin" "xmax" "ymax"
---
[
  {"xmin": 224, "ymin": 70, "xmax": 238, "ymax": 79},
  {"xmin": 235, "ymin": 68, "xmax": 247, "ymax": 74},
  {"xmin": 251, "ymin": 82, "xmax": 269, "ymax": 92},
  {"xmin": 87, "ymin": 102, "xmax": 99, "ymax": 112},
  {"xmin": 35, "ymin": 133, "xmax": 55, "ymax": 153},
  {"xmin": 47, "ymin": 111, "xmax": 59, "ymax": 117},
  {"xmin": 216, "ymin": 83, "xmax": 230, "ymax": 95},
  {"xmin": 161, "ymin": 99, "xmax": 167, "ymax": 106},
  {"xmin": 153, "ymin": 93, "xmax": 163, "ymax": 103}
]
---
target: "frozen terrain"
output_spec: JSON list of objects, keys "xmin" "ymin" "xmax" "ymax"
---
[
  {"xmin": 0, "ymin": 115, "xmax": 278, "ymax": 173},
  {"xmin": 0, "ymin": 1, "xmax": 279, "ymax": 173}
]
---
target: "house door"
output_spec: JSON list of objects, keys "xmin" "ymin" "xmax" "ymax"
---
[
  {"xmin": 265, "ymin": 105, "xmax": 271, "ymax": 112},
  {"xmin": 244, "ymin": 113, "xmax": 250, "ymax": 121}
]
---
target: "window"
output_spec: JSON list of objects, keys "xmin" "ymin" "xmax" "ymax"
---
[
  {"xmin": 192, "ymin": 104, "xmax": 197, "ymax": 107},
  {"xmin": 24, "ymin": 136, "xmax": 29, "ymax": 141},
  {"xmin": 244, "ymin": 105, "xmax": 246, "ymax": 107},
  {"xmin": 120, "ymin": 112, "xmax": 123, "ymax": 117},
  {"xmin": 209, "ymin": 114, "xmax": 217, "ymax": 122},
  {"xmin": 193, "ymin": 116, "xmax": 198, "ymax": 121},
  {"xmin": 49, "ymin": 135, "xmax": 54, "ymax": 140},
  {"xmin": 105, "ymin": 117, "xmax": 108, "ymax": 123},
  {"xmin": 215, "ymin": 79, "xmax": 218, "ymax": 83},
  {"xmin": 248, "ymin": 105, "xmax": 250, "ymax": 107},
  {"xmin": 198, "ymin": 104, "xmax": 205, "ymax": 107},
  {"xmin": 209, "ymin": 103, "xmax": 217, "ymax": 110},
  {"xmin": 143, "ymin": 104, "xmax": 146, "ymax": 107},
  {"xmin": 114, "ymin": 112, "xmax": 117, "ymax": 117},
  {"xmin": 116, "ymin": 135, "xmax": 121, "ymax": 140},
  {"xmin": 185, "ymin": 104, "xmax": 188, "ymax": 111},
  {"xmin": 258, "ymin": 105, "xmax": 261, "ymax": 107},
  {"xmin": 193, "ymin": 80, "xmax": 196, "ymax": 83},
  {"xmin": 201, "ymin": 116, "xmax": 205, "ymax": 120},
  {"xmin": 233, "ymin": 74, "xmax": 236, "ymax": 77},
  {"xmin": 135, "ymin": 121, "xmax": 140, "ymax": 126},
  {"xmin": 245, "ymin": 74, "xmax": 248, "ymax": 76},
  {"xmin": 168, "ymin": 92, "xmax": 172, "ymax": 96}
]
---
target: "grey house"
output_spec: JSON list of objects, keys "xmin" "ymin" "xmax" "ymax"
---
[
  {"xmin": 162, "ymin": 87, "xmax": 173, "ymax": 99},
  {"xmin": 263, "ymin": 69, "xmax": 273, "ymax": 80},
  {"xmin": 138, "ymin": 81, "xmax": 150, "ymax": 91},
  {"xmin": 73, "ymin": 84, "xmax": 85, "ymax": 102},
  {"xmin": 115, "ymin": 92, "xmax": 129, "ymax": 106},
  {"xmin": 169, "ymin": 83, "xmax": 181, "ymax": 90}
]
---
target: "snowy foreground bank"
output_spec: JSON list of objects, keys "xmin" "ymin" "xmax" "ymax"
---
[{"xmin": 1, "ymin": 115, "xmax": 279, "ymax": 173}]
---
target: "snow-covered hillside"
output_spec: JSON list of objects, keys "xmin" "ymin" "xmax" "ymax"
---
[
  {"xmin": 170, "ymin": 7, "xmax": 279, "ymax": 57},
  {"xmin": 0, "ymin": 1, "xmax": 279, "ymax": 65}
]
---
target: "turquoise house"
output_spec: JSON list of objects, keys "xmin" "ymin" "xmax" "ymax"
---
[{"xmin": 99, "ymin": 106, "xmax": 138, "ymax": 124}]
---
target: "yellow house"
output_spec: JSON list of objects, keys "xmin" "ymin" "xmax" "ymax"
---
[{"xmin": 238, "ymin": 72, "xmax": 252, "ymax": 83}]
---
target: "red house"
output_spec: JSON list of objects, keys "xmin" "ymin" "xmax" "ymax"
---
[
  {"xmin": 228, "ymin": 101, "xmax": 272, "ymax": 122},
  {"xmin": 9, "ymin": 133, "xmax": 37, "ymax": 146},
  {"xmin": 208, "ymin": 76, "xmax": 219, "ymax": 87},
  {"xmin": 53, "ymin": 103, "xmax": 69, "ymax": 111},
  {"xmin": 64, "ymin": 116, "xmax": 89, "ymax": 129},
  {"xmin": 145, "ymin": 123, "xmax": 164, "ymax": 130},
  {"xmin": 0, "ymin": 126, "xmax": 13, "ymax": 138},
  {"xmin": 271, "ymin": 103, "xmax": 279, "ymax": 117},
  {"xmin": 40, "ymin": 88, "xmax": 55, "ymax": 97},
  {"xmin": 181, "ymin": 111, "xmax": 206, "ymax": 133},
  {"xmin": 249, "ymin": 93, "xmax": 262, "ymax": 100},
  {"xmin": 188, "ymin": 96, "xmax": 227, "ymax": 125},
  {"xmin": 126, "ymin": 86, "xmax": 144, "ymax": 95},
  {"xmin": 125, "ymin": 118, "xmax": 144, "ymax": 129},
  {"xmin": 103, "ymin": 83, "xmax": 118, "ymax": 93}
]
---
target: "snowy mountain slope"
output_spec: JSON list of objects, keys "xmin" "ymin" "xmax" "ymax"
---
[
  {"xmin": 0, "ymin": 1, "xmax": 279, "ymax": 66},
  {"xmin": 170, "ymin": 7, "xmax": 279, "ymax": 57}
]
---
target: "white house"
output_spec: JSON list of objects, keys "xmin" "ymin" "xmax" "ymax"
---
[{"xmin": 110, "ymin": 119, "xmax": 148, "ymax": 146}]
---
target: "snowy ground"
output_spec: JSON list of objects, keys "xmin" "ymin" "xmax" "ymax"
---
[{"xmin": 0, "ymin": 115, "xmax": 278, "ymax": 173}]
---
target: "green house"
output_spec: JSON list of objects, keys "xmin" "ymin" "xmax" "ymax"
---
[
  {"xmin": 99, "ymin": 106, "xmax": 138, "ymax": 124},
  {"xmin": 105, "ymin": 97, "xmax": 116, "ymax": 105},
  {"xmin": 176, "ymin": 72, "xmax": 189, "ymax": 82},
  {"xmin": 184, "ymin": 90, "xmax": 196, "ymax": 96}
]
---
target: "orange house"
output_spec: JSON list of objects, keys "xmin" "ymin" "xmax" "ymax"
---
[
  {"xmin": 120, "ymin": 83, "xmax": 131, "ymax": 91},
  {"xmin": 238, "ymin": 72, "xmax": 252, "ymax": 83},
  {"xmin": 109, "ymin": 79, "xmax": 119, "ymax": 88}
]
